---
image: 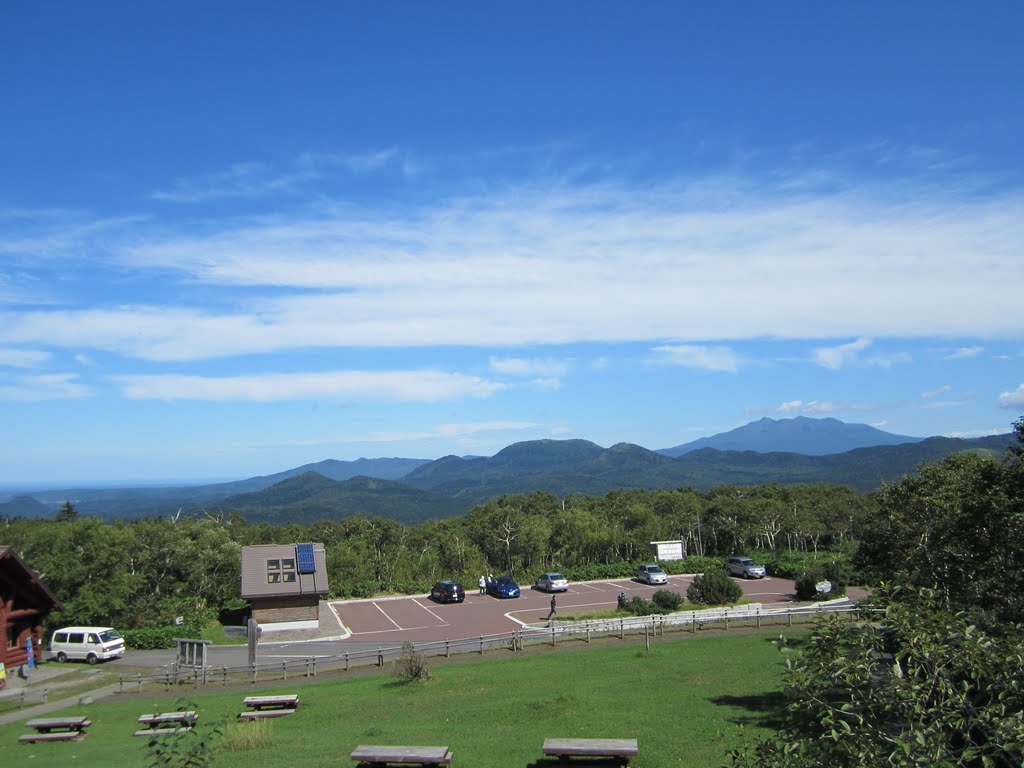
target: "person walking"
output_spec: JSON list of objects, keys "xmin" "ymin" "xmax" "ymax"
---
[
  {"xmin": 478, "ymin": 575, "xmax": 486, "ymax": 595},
  {"xmin": 548, "ymin": 594, "xmax": 557, "ymax": 620}
]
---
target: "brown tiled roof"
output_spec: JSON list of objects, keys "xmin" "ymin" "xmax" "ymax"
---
[
  {"xmin": 240, "ymin": 543, "xmax": 329, "ymax": 599},
  {"xmin": 0, "ymin": 545, "xmax": 63, "ymax": 611}
]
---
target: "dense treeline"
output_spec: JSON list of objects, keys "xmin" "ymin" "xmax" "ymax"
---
[
  {"xmin": 1, "ymin": 482, "xmax": 872, "ymax": 631},
  {"xmin": 733, "ymin": 420, "xmax": 1024, "ymax": 767}
]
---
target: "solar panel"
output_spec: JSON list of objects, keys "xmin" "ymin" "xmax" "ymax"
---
[{"xmin": 295, "ymin": 543, "xmax": 316, "ymax": 574}]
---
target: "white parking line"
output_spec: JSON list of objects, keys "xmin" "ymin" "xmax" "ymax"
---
[
  {"xmin": 573, "ymin": 583, "xmax": 604, "ymax": 592},
  {"xmin": 350, "ymin": 624, "xmax": 439, "ymax": 636},
  {"xmin": 372, "ymin": 601, "xmax": 403, "ymax": 630},
  {"xmin": 413, "ymin": 599, "xmax": 449, "ymax": 625}
]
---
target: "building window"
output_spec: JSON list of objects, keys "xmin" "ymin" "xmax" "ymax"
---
[{"xmin": 266, "ymin": 557, "xmax": 297, "ymax": 584}]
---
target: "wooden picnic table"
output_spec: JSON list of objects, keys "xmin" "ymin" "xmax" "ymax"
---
[
  {"xmin": 19, "ymin": 716, "xmax": 92, "ymax": 743},
  {"xmin": 350, "ymin": 744, "xmax": 453, "ymax": 766},
  {"xmin": 239, "ymin": 694, "xmax": 299, "ymax": 720},
  {"xmin": 134, "ymin": 710, "xmax": 198, "ymax": 736},
  {"xmin": 542, "ymin": 738, "xmax": 639, "ymax": 764}
]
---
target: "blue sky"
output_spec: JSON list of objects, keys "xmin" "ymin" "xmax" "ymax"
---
[{"xmin": 2, "ymin": 3, "xmax": 1023, "ymax": 485}]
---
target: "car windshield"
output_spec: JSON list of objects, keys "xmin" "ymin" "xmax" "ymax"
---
[
  {"xmin": 98, "ymin": 630, "xmax": 121, "ymax": 642},
  {"xmin": 549, "ymin": 574, "xmax": 565, "ymax": 581},
  {"xmin": 649, "ymin": 567, "xmax": 664, "ymax": 574},
  {"xmin": 497, "ymin": 577, "xmax": 515, "ymax": 587}
]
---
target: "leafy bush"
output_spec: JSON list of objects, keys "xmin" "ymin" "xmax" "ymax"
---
[
  {"xmin": 620, "ymin": 596, "xmax": 664, "ymax": 616},
  {"xmin": 793, "ymin": 560, "xmax": 848, "ymax": 601},
  {"xmin": 392, "ymin": 641, "xmax": 430, "ymax": 683},
  {"xmin": 687, "ymin": 569, "xmax": 743, "ymax": 605},
  {"xmin": 121, "ymin": 626, "xmax": 178, "ymax": 650},
  {"xmin": 652, "ymin": 590, "xmax": 683, "ymax": 611},
  {"xmin": 676, "ymin": 556, "xmax": 725, "ymax": 574}
]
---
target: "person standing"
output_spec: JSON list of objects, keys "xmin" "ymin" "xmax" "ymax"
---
[
  {"xmin": 478, "ymin": 575, "xmax": 486, "ymax": 595},
  {"xmin": 548, "ymin": 594, "xmax": 557, "ymax": 620}
]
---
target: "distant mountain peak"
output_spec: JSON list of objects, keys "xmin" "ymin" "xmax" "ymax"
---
[{"xmin": 658, "ymin": 416, "xmax": 922, "ymax": 458}]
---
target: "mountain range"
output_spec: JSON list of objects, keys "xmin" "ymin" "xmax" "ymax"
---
[{"xmin": 1, "ymin": 417, "xmax": 1014, "ymax": 524}]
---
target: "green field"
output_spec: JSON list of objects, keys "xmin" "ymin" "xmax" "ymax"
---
[{"xmin": 0, "ymin": 630, "xmax": 798, "ymax": 767}]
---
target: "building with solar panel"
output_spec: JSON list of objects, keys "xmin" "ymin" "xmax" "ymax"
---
[{"xmin": 240, "ymin": 543, "xmax": 329, "ymax": 632}]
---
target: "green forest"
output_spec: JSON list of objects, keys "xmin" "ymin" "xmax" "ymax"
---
[{"xmin": 2, "ymin": 480, "xmax": 872, "ymax": 634}]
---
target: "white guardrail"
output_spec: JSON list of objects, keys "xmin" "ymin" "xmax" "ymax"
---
[{"xmin": 115, "ymin": 599, "xmax": 860, "ymax": 693}]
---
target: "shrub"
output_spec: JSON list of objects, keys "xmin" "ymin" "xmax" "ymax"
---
[
  {"xmin": 793, "ymin": 560, "xmax": 849, "ymax": 601},
  {"xmin": 677, "ymin": 556, "xmax": 726, "ymax": 574},
  {"xmin": 652, "ymin": 590, "xmax": 683, "ymax": 611},
  {"xmin": 392, "ymin": 641, "xmax": 430, "ymax": 683},
  {"xmin": 121, "ymin": 626, "xmax": 178, "ymax": 650},
  {"xmin": 687, "ymin": 569, "xmax": 743, "ymax": 605},
  {"xmin": 620, "ymin": 596, "xmax": 664, "ymax": 616}
]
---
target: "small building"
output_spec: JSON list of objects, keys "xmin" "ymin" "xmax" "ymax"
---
[
  {"xmin": 240, "ymin": 543, "xmax": 329, "ymax": 632},
  {"xmin": 1, "ymin": 546, "xmax": 62, "ymax": 681}
]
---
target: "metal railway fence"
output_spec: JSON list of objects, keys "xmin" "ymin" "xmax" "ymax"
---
[{"xmin": 115, "ymin": 600, "xmax": 860, "ymax": 695}]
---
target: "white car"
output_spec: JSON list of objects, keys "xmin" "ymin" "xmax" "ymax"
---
[
  {"xmin": 535, "ymin": 573, "xmax": 569, "ymax": 592},
  {"xmin": 636, "ymin": 564, "xmax": 668, "ymax": 585}
]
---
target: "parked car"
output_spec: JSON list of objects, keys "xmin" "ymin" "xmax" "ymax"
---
[
  {"xmin": 429, "ymin": 580, "xmax": 466, "ymax": 603},
  {"xmin": 486, "ymin": 575, "xmax": 521, "ymax": 598},
  {"xmin": 636, "ymin": 564, "xmax": 668, "ymax": 585},
  {"xmin": 726, "ymin": 557, "xmax": 767, "ymax": 579},
  {"xmin": 50, "ymin": 626, "xmax": 125, "ymax": 664},
  {"xmin": 535, "ymin": 573, "xmax": 569, "ymax": 592}
]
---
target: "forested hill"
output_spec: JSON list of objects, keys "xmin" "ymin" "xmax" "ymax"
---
[{"xmin": 4, "ymin": 431, "xmax": 1012, "ymax": 523}]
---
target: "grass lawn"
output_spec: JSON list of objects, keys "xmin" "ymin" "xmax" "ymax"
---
[{"xmin": 0, "ymin": 629, "xmax": 798, "ymax": 767}]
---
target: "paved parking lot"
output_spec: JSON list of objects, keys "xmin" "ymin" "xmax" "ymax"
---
[{"xmin": 325, "ymin": 574, "xmax": 814, "ymax": 645}]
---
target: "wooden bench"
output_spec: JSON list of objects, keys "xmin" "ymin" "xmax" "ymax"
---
[
  {"xmin": 19, "ymin": 716, "xmax": 91, "ymax": 743},
  {"xmin": 542, "ymin": 738, "xmax": 639, "ymax": 764},
  {"xmin": 239, "ymin": 694, "xmax": 299, "ymax": 720},
  {"xmin": 350, "ymin": 744, "xmax": 454, "ymax": 766},
  {"xmin": 134, "ymin": 711, "xmax": 198, "ymax": 736}
]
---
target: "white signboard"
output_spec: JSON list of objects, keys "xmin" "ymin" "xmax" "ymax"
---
[{"xmin": 650, "ymin": 540, "xmax": 686, "ymax": 561}]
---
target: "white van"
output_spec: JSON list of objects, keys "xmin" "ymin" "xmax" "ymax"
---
[{"xmin": 50, "ymin": 626, "xmax": 126, "ymax": 664}]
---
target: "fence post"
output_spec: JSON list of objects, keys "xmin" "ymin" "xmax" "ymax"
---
[
  {"xmin": 345, "ymin": 651, "xmax": 349, "ymax": 671},
  {"xmin": 645, "ymin": 623, "xmax": 650, "ymax": 651},
  {"xmin": 586, "ymin": 627, "xmax": 591, "ymax": 645},
  {"xmin": 726, "ymin": 615, "xmax": 729, "ymax": 630},
  {"xmin": 788, "ymin": 611, "xmax": 793, "ymax": 627},
  {"xmin": 377, "ymin": 648, "xmax": 384, "ymax": 667},
  {"xmin": 550, "ymin": 626, "xmax": 556, "ymax": 647},
  {"xmin": 479, "ymin": 635, "xmax": 484, "ymax": 655},
  {"xmin": 445, "ymin": 639, "xmax": 450, "ymax": 658},
  {"xmin": 756, "ymin": 609, "xmax": 761, "ymax": 629},
  {"xmin": 620, "ymin": 618, "xmax": 624, "ymax": 640}
]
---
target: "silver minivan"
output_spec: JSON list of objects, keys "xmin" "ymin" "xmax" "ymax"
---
[{"xmin": 50, "ymin": 626, "xmax": 126, "ymax": 664}]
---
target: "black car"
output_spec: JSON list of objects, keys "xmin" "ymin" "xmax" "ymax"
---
[{"xmin": 429, "ymin": 580, "xmax": 466, "ymax": 603}]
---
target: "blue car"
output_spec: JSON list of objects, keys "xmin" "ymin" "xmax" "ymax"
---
[{"xmin": 486, "ymin": 575, "xmax": 521, "ymax": 598}]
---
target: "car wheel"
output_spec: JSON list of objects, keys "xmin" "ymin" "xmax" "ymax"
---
[
  {"xmin": 57, "ymin": 652, "xmax": 67, "ymax": 663},
  {"xmin": 87, "ymin": 653, "xmax": 98, "ymax": 665}
]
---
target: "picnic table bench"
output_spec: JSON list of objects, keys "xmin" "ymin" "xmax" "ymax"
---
[
  {"xmin": 542, "ymin": 738, "xmax": 639, "ymax": 764},
  {"xmin": 134, "ymin": 710, "xmax": 198, "ymax": 736},
  {"xmin": 19, "ymin": 716, "xmax": 92, "ymax": 743},
  {"xmin": 350, "ymin": 744, "xmax": 454, "ymax": 766},
  {"xmin": 239, "ymin": 694, "xmax": 299, "ymax": 720}
]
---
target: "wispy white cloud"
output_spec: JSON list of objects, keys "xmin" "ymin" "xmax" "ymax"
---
[
  {"xmin": 113, "ymin": 370, "xmax": 504, "ymax": 402},
  {"xmin": 922, "ymin": 385, "xmax": 952, "ymax": 399},
  {"xmin": 489, "ymin": 356, "xmax": 570, "ymax": 378},
  {"xmin": 769, "ymin": 399, "xmax": 879, "ymax": 415},
  {"xmin": 650, "ymin": 344, "xmax": 740, "ymax": 372},
  {"xmin": 922, "ymin": 393, "xmax": 976, "ymax": 409},
  {"xmin": 360, "ymin": 420, "xmax": 539, "ymax": 444},
  {"xmin": 0, "ymin": 348, "xmax": 50, "ymax": 368},
  {"xmin": 997, "ymin": 384, "xmax": 1024, "ymax": 409},
  {"xmin": 945, "ymin": 427, "xmax": 1012, "ymax": 438},
  {"xmin": 3, "ymin": 171, "xmax": 1023, "ymax": 361},
  {"xmin": 945, "ymin": 346, "xmax": 983, "ymax": 360},
  {"xmin": 812, "ymin": 338, "xmax": 872, "ymax": 370},
  {"xmin": 0, "ymin": 373, "xmax": 91, "ymax": 401}
]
